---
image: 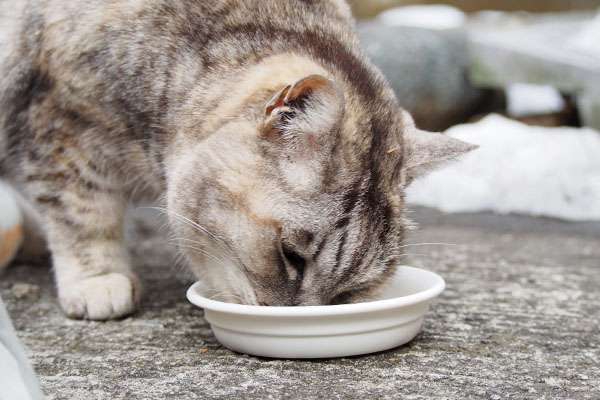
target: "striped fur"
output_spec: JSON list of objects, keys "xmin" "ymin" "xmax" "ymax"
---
[{"xmin": 0, "ymin": 0, "xmax": 474, "ymax": 319}]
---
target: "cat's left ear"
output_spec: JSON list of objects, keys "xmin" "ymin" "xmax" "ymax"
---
[
  {"xmin": 262, "ymin": 75, "xmax": 345, "ymax": 192},
  {"xmin": 264, "ymin": 74, "xmax": 345, "ymax": 140}
]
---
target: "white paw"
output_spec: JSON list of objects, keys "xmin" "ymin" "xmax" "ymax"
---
[{"xmin": 59, "ymin": 273, "xmax": 141, "ymax": 320}]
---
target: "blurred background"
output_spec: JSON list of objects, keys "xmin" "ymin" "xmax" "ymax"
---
[
  {"xmin": 348, "ymin": 0, "xmax": 600, "ymax": 18},
  {"xmin": 346, "ymin": 0, "xmax": 600, "ymax": 222}
]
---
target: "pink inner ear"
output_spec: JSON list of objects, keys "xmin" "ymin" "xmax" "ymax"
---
[
  {"xmin": 265, "ymin": 75, "xmax": 337, "ymax": 118},
  {"xmin": 262, "ymin": 74, "xmax": 345, "ymax": 149},
  {"xmin": 284, "ymin": 75, "xmax": 333, "ymax": 104},
  {"xmin": 265, "ymin": 84, "xmax": 291, "ymax": 116}
]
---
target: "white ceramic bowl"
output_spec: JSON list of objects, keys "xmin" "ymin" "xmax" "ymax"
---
[{"xmin": 186, "ymin": 266, "xmax": 445, "ymax": 358}]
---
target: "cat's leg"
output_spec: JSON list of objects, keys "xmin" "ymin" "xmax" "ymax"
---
[
  {"xmin": 3, "ymin": 185, "xmax": 50, "ymax": 263},
  {"xmin": 28, "ymin": 158, "xmax": 140, "ymax": 320}
]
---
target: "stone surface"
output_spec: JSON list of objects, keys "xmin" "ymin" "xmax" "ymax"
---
[
  {"xmin": 1, "ymin": 207, "xmax": 599, "ymax": 399},
  {"xmin": 357, "ymin": 22, "xmax": 502, "ymax": 131},
  {"xmin": 10, "ymin": 282, "xmax": 39, "ymax": 299}
]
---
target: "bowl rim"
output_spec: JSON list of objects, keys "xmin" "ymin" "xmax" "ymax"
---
[{"xmin": 186, "ymin": 266, "xmax": 445, "ymax": 317}]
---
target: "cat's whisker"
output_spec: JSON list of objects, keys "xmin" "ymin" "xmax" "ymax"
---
[
  {"xmin": 162, "ymin": 219, "xmax": 257, "ymax": 305},
  {"xmin": 168, "ymin": 240, "xmax": 252, "ymax": 293},
  {"xmin": 401, "ymin": 253, "xmax": 431, "ymax": 258},
  {"xmin": 155, "ymin": 207, "xmax": 257, "ymax": 286},
  {"xmin": 167, "ymin": 232, "xmax": 258, "ymax": 299},
  {"xmin": 148, "ymin": 206, "xmax": 224, "ymax": 244},
  {"xmin": 172, "ymin": 251, "xmax": 186, "ymax": 270},
  {"xmin": 170, "ymin": 243, "xmax": 233, "ymax": 270},
  {"xmin": 202, "ymin": 288, "xmax": 246, "ymax": 303},
  {"xmin": 167, "ymin": 236, "xmax": 237, "ymax": 266},
  {"xmin": 152, "ymin": 207, "xmax": 249, "ymax": 267},
  {"xmin": 390, "ymin": 242, "xmax": 459, "ymax": 250},
  {"xmin": 168, "ymin": 237, "xmax": 240, "ymax": 260}
]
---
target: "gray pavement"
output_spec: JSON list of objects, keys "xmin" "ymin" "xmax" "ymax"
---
[{"xmin": 1, "ymin": 207, "xmax": 598, "ymax": 399}]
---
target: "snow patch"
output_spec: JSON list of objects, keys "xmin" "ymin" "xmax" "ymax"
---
[
  {"xmin": 377, "ymin": 5, "xmax": 466, "ymax": 30},
  {"xmin": 506, "ymin": 83, "xmax": 565, "ymax": 118},
  {"xmin": 567, "ymin": 10, "xmax": 600, "ymax": 56},
  {"xmin": 406, "ymin": 114, "xmax": 600, "ymax": 221}
]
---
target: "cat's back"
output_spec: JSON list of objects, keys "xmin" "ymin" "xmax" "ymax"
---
[
  {"xmin": 0, "ymin": 0, "xmax": 359, "ymax": 119},
  {"xmin": 1, "ymin": 0, "xmax": 356, "ymax": 76},
  {"xmin": 0, "ymin": 0, "xmax": 380, "ymax": 169}
]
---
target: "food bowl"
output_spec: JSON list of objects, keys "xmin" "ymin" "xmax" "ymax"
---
[{"xmin": 186, "ymin": 266, "xmax": 444, "ymax": 358}]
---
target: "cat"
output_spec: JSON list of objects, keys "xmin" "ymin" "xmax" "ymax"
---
[{"xmin": 0, "ymin": 0, "xmax": 475, "ymax": 319}]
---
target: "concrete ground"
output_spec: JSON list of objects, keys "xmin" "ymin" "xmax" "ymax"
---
[{"xmin": 1, "ymin": 207, "xmax": 598, "ymax": 399}]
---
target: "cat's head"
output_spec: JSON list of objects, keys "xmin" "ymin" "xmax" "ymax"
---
[{"xmin": 168, "ymin": 74, "xmax": 475, "ymax": 306}]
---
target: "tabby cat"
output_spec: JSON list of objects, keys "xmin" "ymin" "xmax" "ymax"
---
[{"xmin": 0, "ymin": 0, "xmax": 475, "ymax": 319}]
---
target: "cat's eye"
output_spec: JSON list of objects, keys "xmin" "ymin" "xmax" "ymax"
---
[{"xmin": 282, "ymin": 245, "xmax": 306, "ymax": 278}]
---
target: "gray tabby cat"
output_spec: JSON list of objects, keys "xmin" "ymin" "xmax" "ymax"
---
[{"xmin": 0, "ymin": 0, "xmax": 475, "ymax": 319}]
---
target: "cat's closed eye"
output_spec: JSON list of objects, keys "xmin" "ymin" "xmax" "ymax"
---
[{"xmin": 282, "ymin": 244, "xmax": 307, "ymax": 279}]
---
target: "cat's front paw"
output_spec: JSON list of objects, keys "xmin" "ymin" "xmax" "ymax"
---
[{"xmin": 59, "ymin": 273, "xmax": 141, "ymax": 320}]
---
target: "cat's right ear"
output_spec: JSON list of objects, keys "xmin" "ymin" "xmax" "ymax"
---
[{"xmin": 401, "ymin": 111, "xmax": 478, "ymax": 185}]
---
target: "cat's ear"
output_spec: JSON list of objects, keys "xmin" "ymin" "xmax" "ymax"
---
[
  {"xmin": 264, "ymin": 74, "xmax": 345, "ymax": 142},
  {"xmin": 262, "ymin": 75, "xmax": 345, "ymax": 192},
  {"xmin": 403, "ymin": 125, "xmax": 478, "ymax": 185}
]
